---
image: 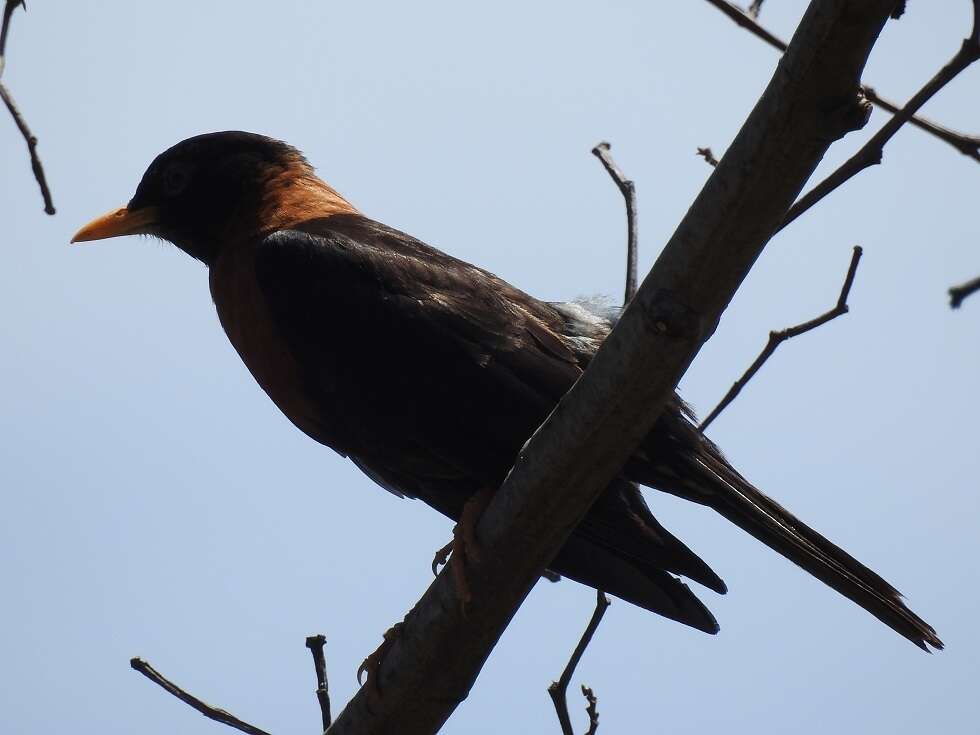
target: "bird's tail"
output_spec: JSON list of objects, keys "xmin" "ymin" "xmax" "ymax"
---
[{"xmin": 630, "ymin": 428, "xmax": 942, "ymax": 651}]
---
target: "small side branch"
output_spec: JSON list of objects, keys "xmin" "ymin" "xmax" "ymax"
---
[
  {"xmin": 548, "ymin": 591, "xmax": 610, "ymax": 735},
  {"xmin": 779, "ymin": 19, "xmax": 980, "ymax": 233},
  {"xmin": 700, "ymin": 246, "xmax": 863, "ymax": 433},
  {"xmin": 305, "ymin": 635, "xmax": 332, "ymax": 732},
  {"xmin": 696, "ymin": 146, "xmax": 720, "ymax": 167},
  {"xmin": 581, "ymin": 686, "xmax": 600, "ymax": 735},
  {"xmin": 703, "ymin": 0, "xmax": 980, "ymax": 167},
  {"xmin": 949, "ymin": 274, "xmax": 980, "ymax": 309},
  {"xmin": 0, "ymin": 0, "xmax": 55, "ymax": 215},
  {"xmin": 592, "ymin": 142, "xmax": 639, "ymax": 303},
  {"xmin": 129, "ymin": 658, "xmax": 273, "ymax": 735}
]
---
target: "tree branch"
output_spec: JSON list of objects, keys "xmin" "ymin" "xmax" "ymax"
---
[
  {"xmin": 306, "ymin": 635, "xmax": 332, "ymax": 732},
  {"xmin": 324, "ymin": 4, "xmax": 899, "ymax": 734},
  {"xmin": 699, "ymin": 245, "xmax": 863, "ymax": 433},
  {"xmin": 779, "ymin": 14, "xmax": 980, "ymax": 230},
  {"xmin": 949, "ymin": 274, "xmax": 980, "ymax": 309},
  {"xmin": 129, "ymin": 658, "xmax": 273, "ymax": 735},
  {"xmin": 581, "ymin": 686, "xmax": 599, "ymax": 735},
  {"xmin": 779, "ymin": 16, "xmax": 980, "ymax": 233},
  {"xmin": 548, "ymin": 591, "xmax": 610, "ymax": 735},
  {"xmin": 592, "ymin": 142, "xmax": 638, "ymax": 303},
  {"xmin": 703, "ymin": 0, "xmax": 980, "ymax": 166},
  {"xmin": 696, "ymin": 146, "xmax": 720, "ymax": 167},
  {"xmin": 0, "ymin": 0, "xmax": 54, "ymax": 215}
]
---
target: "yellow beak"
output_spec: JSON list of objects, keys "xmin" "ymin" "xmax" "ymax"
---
[{"xmin": 71, "ymin": 206, "xmax": 161, "ymax": 243}]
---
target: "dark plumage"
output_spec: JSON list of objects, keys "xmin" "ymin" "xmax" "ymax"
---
[{"xmin": 72, "ymin": 131, "xmax": 942, "ymax": 648}]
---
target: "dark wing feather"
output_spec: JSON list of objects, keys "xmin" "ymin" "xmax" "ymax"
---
[
  {"xmin": 255, "ymin": 214, "xmax": 580, "ymax": 488},
  {"xmin": 253, "ymin": 214, "xmax": 723, "ymax": 633}
]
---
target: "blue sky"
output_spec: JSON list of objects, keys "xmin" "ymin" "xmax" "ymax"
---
[{"xmin": 2, "ymin": 2, "xmax": 978, "ymax": 733}]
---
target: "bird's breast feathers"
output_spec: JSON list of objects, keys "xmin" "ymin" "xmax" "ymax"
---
[{"xmin": 208, "ymin": 241, "xmax": 328, "ymax": 441}]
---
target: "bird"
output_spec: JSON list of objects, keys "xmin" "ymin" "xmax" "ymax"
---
[{"xmin": 72, "ymin": 131, "xmax": 941, "ymax": 650}]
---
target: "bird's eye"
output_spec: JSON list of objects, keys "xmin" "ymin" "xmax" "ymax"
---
[{"xmin": 161, "ymin": 163, "xmax": 191, "ymax": 197}]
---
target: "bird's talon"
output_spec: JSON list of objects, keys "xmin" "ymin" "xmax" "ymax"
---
[
  {"xmin": 357, "ymin": 622, "xmax": 404, "ymax": 695},
  {"xmin": 431, "ymin": 539, "xmax": 453, "ymax": 576}
]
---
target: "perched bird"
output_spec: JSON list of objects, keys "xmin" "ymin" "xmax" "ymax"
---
[{"xmin": 73, "ymin": 131, "xmax": 941, "ymax": 650}]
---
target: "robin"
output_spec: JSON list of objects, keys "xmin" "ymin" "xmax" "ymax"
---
[{"xmin": 72, "ymin": 131, "xmax": 940, "ymax": 650}]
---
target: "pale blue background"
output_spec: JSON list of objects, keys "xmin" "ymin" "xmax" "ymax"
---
[{"xmin": 2, "ymin": 2, "xmax": 977, "ymax": 733}]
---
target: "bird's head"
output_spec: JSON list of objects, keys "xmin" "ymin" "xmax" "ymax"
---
[{"xmin": 71, "ymin": 131, "xmax": 356, "ymax": 263}]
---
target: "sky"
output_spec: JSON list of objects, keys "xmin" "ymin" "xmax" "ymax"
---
[{"xmin": 1, "ymin": 2, "xmax": 978, "ymax": 733}]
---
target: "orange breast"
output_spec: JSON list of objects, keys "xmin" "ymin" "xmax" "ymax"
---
[{"xmin": 209, "ymin": 243, "xmax": 325, "ymax": 441}]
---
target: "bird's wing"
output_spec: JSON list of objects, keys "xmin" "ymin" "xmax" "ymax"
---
[{"xmin": 253, "ymin": 214, "xmax": 583, "ymax": 491}]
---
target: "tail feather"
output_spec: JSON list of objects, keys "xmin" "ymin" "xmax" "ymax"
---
[
  {"xmin": 691, "ymin": 448, "xmax": 942, "ymax": 650},
  {"xmin": 579, "ymin": 479, "xmax": 727, "ymax": 594},
  {"xmin": 551, "ymin": 531, "xmax": 720, "ymax": 635},
  {"xmin": 625, "ymin": 399, "xmax": 942, "ymax": 650}
]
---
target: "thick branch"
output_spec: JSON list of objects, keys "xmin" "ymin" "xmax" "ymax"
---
[
  {"xmin": 699, "ymin": 246, "xmax": 863, "ymax": 433},
  {"xmin": 949, "ymin": 274, "xmax": 980, "ymax": 308},
  {"xmin": 306, "ymin": 635, "xmax": 332, "ymax": 732},
  {"xmin": 129, "ymin": 658, "xmax": 272, "ymax": 735},
  {"xmin": 591, "ymin": 142, "xmax": 638, "ymax": 303},
  {"xmin": 0, "ymin": 0, "xmax": 54, "ymax": 215},
  {"xmin": 548, "ymin": 591, "xmax": 610, "ymax": 735},
  {"xmin": 704, "ymin": 0, "xmax": 980, "ymax": 166},
  {"xmin": 325, "ymin": 5, "xmax": 898, "ymax": 734}
]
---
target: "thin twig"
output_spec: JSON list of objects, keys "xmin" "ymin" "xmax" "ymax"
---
[
  {"xmin": 129, "ymin": 657, "xmax": 273, "ymax": 735},
  {"xmin": 696, "ymin": 146, "xmax": 720, "ymax": 167},
  {"xmin": 305, "ymin": 635, "xmax": 332, "ymax": 731},
  {"xmin": 747, "ymin": 0, "xmax": 765, "ymax": 19},
  {"xmin": 862, "ymin": 87, "xmax": 980, "ymax": 163},
  {"xmin": 548, "ymin": 591, "xmax": 610, "ymax": 735},
  {"xmin": 779, "ymin": 19, "xmax": 980, "ymax": 233},
  {"xmin": 700, "ymin": 246, "xmax": 863, "ymax": 433},
  {"xmin": 592, "ymin": 142, "xmax": 639, "ymax": 303},
  {"xmin": 581, "ymin": 686, "xmax": 600, "ymax": 735},
  {"xmin": 0, "ymin": 0, "xmax": 54, "ymax": 214},
  {"xmin": 703, "ymin": 0, "xmax": 980, "ymax": 166},
  {"xmin": 949, "ymin": 274, "xmax": 980, "ymax": 308},
  {"xmin": 704, "ymin": 0, "xmax": 786, "ymax": 50}
]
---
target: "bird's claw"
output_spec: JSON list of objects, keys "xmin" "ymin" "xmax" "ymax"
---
[
  {"xmin": 431, "ymin": 539, "xmax": 454, "ymax": 576},
  {"xmin": 357, "ymin": 622, "xmax": 404, "ymax": 698}
]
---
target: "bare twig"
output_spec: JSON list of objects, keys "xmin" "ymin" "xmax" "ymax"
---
[
  {"xmin": 862, "ymin": 86, "xmax": 980, "ymax": 164},
  {"xmin": 129, "ymin": 658, "xmax": 273, "ymax": 735},
  {"xmin": 747, "ymin": 0, "xmax": 765, "ymax": 20},
  {"xmin": 592, "ymin": 142, "xmax": 638, "ymax": 303},
  {"xmin": 704, "ymin": 0, "xmax": 786, "ymax": 50},
  {"xmin": 779, "ymin": 17, "xmax": 980, "ymax": 233},
  {"xmin": 581, "ymin": 686, "xmax": 599, "ymax": 735},
  {"xmin": 0, "ymin": 0, "xmax": 54, "ymax": 215},
  {"xmin": 700, "ymin": 246, "xmax": 863, "ymax": 433},
  {"xmin": 949, "ymin": 274, "xmax": 980, "ymax": 309},
  {"xmin": 696, "ymin": 146, "xmax": 720, "ymax": 167},
  {"xmin": 548, "ymin": 591, "xmax": 610, "ymax": 735},
  {"xmin": 703, "ymin": 0, "xmax": 980, "ymax": 166},
  {"xmin": 306, "ymin": 635, "xmax": 332, "ymax": 732}
]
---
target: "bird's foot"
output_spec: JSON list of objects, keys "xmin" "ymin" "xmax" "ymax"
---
[
  {"xmin": 357, "ymin": 622, "xmax": 404, "ymax": 700},
  {"xmin": 430, "ymin": 487, "xmax": 494, "ymax": 609}
]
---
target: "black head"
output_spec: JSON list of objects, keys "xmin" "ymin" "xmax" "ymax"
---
[{"xmin": 72, "ymin": 131, "xmax": 314, "ymax": 263}]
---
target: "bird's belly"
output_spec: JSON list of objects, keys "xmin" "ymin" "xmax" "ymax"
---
[{"xmin": 209, "ymin": 247, "xmax": 327, "ymax": 443}]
